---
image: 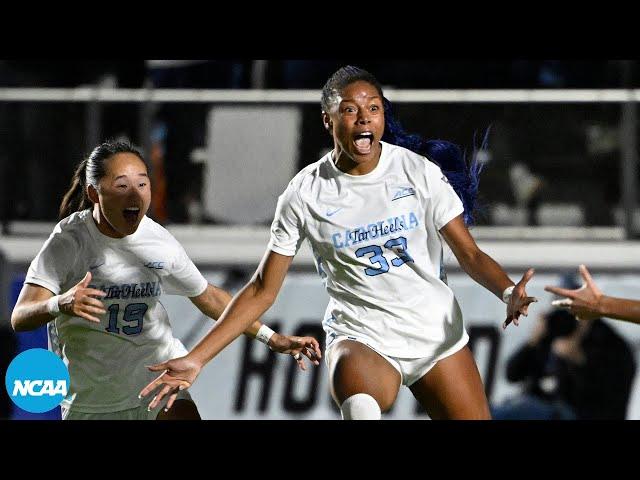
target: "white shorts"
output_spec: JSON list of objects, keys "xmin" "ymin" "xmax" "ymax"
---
[
  {"xmin": 61, "ymin": 390, "xmax": 193, "ymax": 420},
  {"xmin": 325, "ymin": 334, "xmax": 469, "ymax": 387}
]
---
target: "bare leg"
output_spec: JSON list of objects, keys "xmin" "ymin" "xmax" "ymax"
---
[
  {"xmin": 409, "ymin": 346, "xmax": 491, "ymax": 420},
  {"xmin": 328, "ymin": 340, "xmax": 402, "ymax": 412}
]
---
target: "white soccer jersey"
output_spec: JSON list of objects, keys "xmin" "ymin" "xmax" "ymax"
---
[
  {"xmin": 25, "ymin": 209, "xmax": 208, "ymax": 413},
  {"xmin": 269, "ymin": 141, "xmax": 468, "ymax": 358}
]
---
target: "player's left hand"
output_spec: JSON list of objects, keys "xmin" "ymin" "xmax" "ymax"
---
[
  {"xmin": 268, "ymin": 333, "xmax": 322, "ymax": 371},
  {"xmin": 545, "ymin": 264, "xmax": 603, "ymax": 321},
  {"xmin": 504, "ymin": 268, "xmax": 538, "ymax": 329}
]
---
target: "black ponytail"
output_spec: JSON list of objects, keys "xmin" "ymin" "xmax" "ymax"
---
[{"xmin": 59, "ymin": 159, "xmax": 90, "ymax": 219}]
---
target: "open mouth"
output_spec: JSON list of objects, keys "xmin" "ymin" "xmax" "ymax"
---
[
  {"xmin": 353, "ymin": 132, "xmax": 374, "ymax": 154},
  {"xmin": 122, "ymin": 206, "xmax": 141, "ymax": 224}
]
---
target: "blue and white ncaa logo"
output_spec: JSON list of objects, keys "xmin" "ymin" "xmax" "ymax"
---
[{"xmin": 5, "ymin": 348, "xmax": 70, "ymax": 413}]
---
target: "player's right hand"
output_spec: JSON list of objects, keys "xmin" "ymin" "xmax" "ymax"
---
[
  {"xmin": 58, "ymin": 271, "xmax": 107, "ymax": 323},
  {"xmin": 139, "ymin": 356, "xmax": 202, "ymax": 411}
]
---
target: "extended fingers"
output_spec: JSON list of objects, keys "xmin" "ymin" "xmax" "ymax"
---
[
  {"xmin": 579, "ymin": 265, "xmax": 597, "ymax": 291},
  {"xmin": 84, "ymin": 288, "xmax": 107, "ymax": 298},
  {"xmin": 83, "ymin": 296, "xmax": 106, "ymax": 308},
  {"xmin": 545, "ymin": 286, "xmax": 577, "ymax": 298},
  {"xmin": 74, "ymin": 296, "xmax": 106, "ymax": 320},
  {"xmin": 79, "ymin": 271, "xmax": 92, "ymax": 287},
  {"xmin": 299, "ymin": 338, "xmax": 321, "ymax": 362},
  {"xmin": 77, "ymin": 311, "xmax": 102, "ymax": 323},
  {"xmin": 520, "ymin": 296, "xmax": 538, "ymax": 316},
  {"xmin": 306, "ymin": 337, "xmax": 322, "ymax": 359},
  {"xmin": 503, "ymin": 309, "xmax": 524, "ymax": 329},
  {"xmin": 164, "ymin": 392, "xmax": 180, "ymax": 412},
  {"xmin": 503, "ymin": 314, "xmax": 516, "ymax": 329},
  {"xmin": 138, "ymin": 368, "xmax": 169, "ymax": 398},
  {"xmin": 84, "ymin": 301, "xmax": 106, "ymax": 313},
  {"xmin": 300, "ymin": 346, "xmax": 320, "ymax": 366},
  {"xmin": 139, "ymin": 379, "xmax": 161, "ymax": 399},
  {"xmin": 518, "ymin": 268, "xmax": 535, "ymax": 286},
  {"xmin": 148, "ymin": 384, "xmax": 174, "ymax": 410}
]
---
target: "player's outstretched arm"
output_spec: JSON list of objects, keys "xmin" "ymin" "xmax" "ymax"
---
[
  {"xmin": 189, "ymin": 284, "xmax": 321, "ymax": 370},
  {"xmin": 439, "ymin": 215, "xmax": 537, "ymax": 329},
  {"xmin": 140, "ymin": 249, "xmax": 294, "ymax": 408}
]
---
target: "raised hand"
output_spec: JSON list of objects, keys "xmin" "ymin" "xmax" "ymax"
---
[
  {"xmin": 545, "ymin": 265, "xmax": 603, "ymax": 321},
  {"xmin": 503, "ymin": 268, "xmax": 538, "ymax": 329},
  {"xmin": 58, "ymin": 271, "xmax": 107, "ymax": 322}
]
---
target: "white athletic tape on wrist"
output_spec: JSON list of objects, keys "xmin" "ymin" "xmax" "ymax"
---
[
  {"xmin": 256, "ymin": 325, "xmax": 275, "ymax": 345},
  {"xmin": 46, "ymin": 295, "xmax": 62, "ymax": 316},
  {"xmin": 502, "ymin": 286, "xmax": 515, "ymax": 304}
]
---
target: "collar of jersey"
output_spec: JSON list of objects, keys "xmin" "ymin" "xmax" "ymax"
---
[
  {"xmin": 327, "ymin": 141, "xmax": 389, "ymax": 183},
  {"xmin": 83, "ymin": 209, "xmax": 145, "ymax": 245}
]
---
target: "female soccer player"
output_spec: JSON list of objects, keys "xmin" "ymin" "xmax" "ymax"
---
[
  {"xmin": 10, "ymin": 140, "xmax": 320, "ymax": 420},
  {"xmin": 140, "ymin": 66, "xmax": 536, "ymax": 419}
]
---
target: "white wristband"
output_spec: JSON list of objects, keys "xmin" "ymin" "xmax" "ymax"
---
[
  {"xmin": 256, "ymin": 325, "xmax": 275, "ymax": 346},
  {"xmin": 46, "ymin": 295, "xmax": 62, "ymax": 316},
  {"xmin": 502, "ymin": 286, "xmax": 515, "ymax": 304}
]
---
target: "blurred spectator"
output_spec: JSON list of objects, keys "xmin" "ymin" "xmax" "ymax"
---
[
  {"xmin": 492, "ymin": 309, "xmax": 580, "ymax": 419},
  {"xmin": 509, "ymin": 162, "xmax": 545, "ymax": 225},
  {"xmin": 493, "ymin": 274, "xmax": 636, "ymax": 420}
]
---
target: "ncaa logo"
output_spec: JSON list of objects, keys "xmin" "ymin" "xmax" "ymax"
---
[{"xmin": 5, "ymin": 348, "xmax": 70, "ymax": 413}]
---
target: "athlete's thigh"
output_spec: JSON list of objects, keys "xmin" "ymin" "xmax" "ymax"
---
[
  {"xmin": 155, "ymin": 399, "xmax": 201, "ymax": 420},
  {"xmin": 328, "ymin": 340, "xmax": 401, "ymax": 411},
  {"xmin": 409, "ymin": 345, "xmax": 490, "ymax": 420}
]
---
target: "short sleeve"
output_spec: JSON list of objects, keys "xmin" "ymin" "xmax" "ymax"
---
[
  {"xmin": 163, "ymin": 241, "xmax": 208, "ymax": 297},
  {"xmin": 268, "ymin": 181, "xmax": 307, "ymax": 257},
  {"xmin": 25, "ymin": 227, "xmax": 78, "ymax": 295},
  {"xmin": 428, "ymin": 165, "xmax": 465, "ymax": 230}
]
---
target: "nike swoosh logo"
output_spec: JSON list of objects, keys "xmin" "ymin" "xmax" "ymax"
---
[
  {"xmin": 391, "ymin": 192, "xmax": 415, "ymax": 201},
  {"xmin": 326, "ymin": 207, "xmax": 343, "ymax": 217}
]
